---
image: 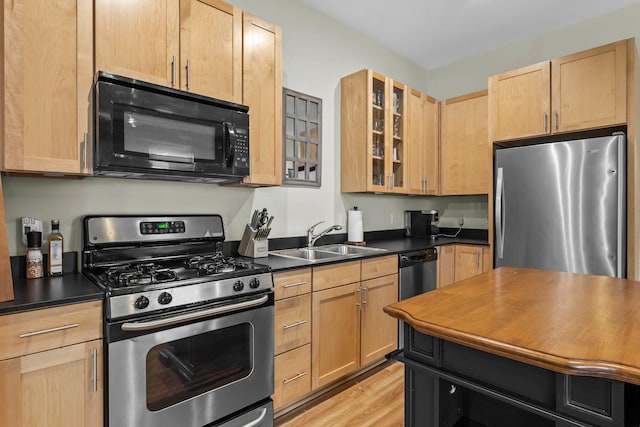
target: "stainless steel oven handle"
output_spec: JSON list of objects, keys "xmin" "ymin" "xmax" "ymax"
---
[
  {"xmin": 242, "ymin": 408, "xmax": 267, "ymax": 427},
  {"xmin": 120, "ymin": 294, "xmax": 269, "ymax": 332}
]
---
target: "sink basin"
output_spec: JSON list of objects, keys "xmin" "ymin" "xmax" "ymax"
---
[
  {"xmin": 314, "ymin": 244, "xmax": 388, "ymax": 256},
  {"xmin": 269, "ymin": 245, "xmax": 387, "ymax": 263},
  {"xmin": 269, "ymin": 247, "xmax": 347, "ymax": 262}
]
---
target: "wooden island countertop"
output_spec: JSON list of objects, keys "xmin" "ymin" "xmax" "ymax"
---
[{"xmin": 384, "ymin": 267, "xmax": 640, "ymax": 385}]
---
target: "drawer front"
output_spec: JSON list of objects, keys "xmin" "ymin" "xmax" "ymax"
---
[
  {"xmin": 274, "ymin": 294, "xmax": 311, "ymax": 355},
  {"xmin": 361, "ymin": 255, "xmax": 398, "ymax": 280},
  {"xmin": 0, "ymin": 300, "xmax": 102, "ymax": 360},
  {"xmin": 313, "ymin": 260, "xmax": 361, "ymax": 292},
  {"xmin": 273, "ymin": 268, "xmax": 312, "ymax": 300},
  {"xmin": 274, "ymin": 344, "xmax": 311, "ymax": 410}
]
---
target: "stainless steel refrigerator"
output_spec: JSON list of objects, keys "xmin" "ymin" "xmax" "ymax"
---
[{"xmin": 494, "ymin": 133, "xmax": 626, "ymax": 278}]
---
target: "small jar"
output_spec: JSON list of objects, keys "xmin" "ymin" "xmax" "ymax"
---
[{"xmin": 26, "ymin": 231, "xmax": 44, "ymax": 279}]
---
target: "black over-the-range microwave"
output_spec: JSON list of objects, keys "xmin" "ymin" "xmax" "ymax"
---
[{"xmin": 92, "ymin": 71, "xmax": 250, "ymax": 183}]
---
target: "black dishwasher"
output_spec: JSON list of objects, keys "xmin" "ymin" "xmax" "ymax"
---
[{"xmin": 398, "ymin": 248, "xmax": 438, "ymax": 348}]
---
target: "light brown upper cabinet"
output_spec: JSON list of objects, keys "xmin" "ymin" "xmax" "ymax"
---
[
  {"xmin": 239, "ymin": 13, "xmax": 283, "ymax": 186},
  {"xmin": 440, "ymin": 91, "xmax": 489, "ymax": 195},
  {"xmin": 95, "ymin": 0, "xmax": 242, "ymax": 103},
  {"xmin": 341, "ymin": 69, "xmax": 407, "ymax": 194},
  {"xmin": 406, "ymin": 89, "xmax": 439, "ymax": 195},
  {"xmin": 2, "ymin": 0, "xmax": 93, "ymax": 174},
  {"xmin": 489, "ymin": 40, "xmax": 627, "ymax": 142}
]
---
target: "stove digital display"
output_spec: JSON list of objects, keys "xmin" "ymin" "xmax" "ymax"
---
[{"xmin": 140, "ymin": 221, "xmax": 186, "ymax": 235}]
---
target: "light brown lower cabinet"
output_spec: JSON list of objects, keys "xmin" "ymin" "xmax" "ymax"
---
[
  {"xmin": 438, "ymin": 244, "xmax": 491, "ymax": 287},
  {"xmin": 274, "ymin": 344, "xmax": 311, "ymax": 410},
  {"xmin": 273, "ymin": 268, "xmax": 312, "ymax": 410},
  {"xmin": 360, "ymin": 274, "xmax": 399, "ymax": 365},
  {"xmin": 311, "ymin": 255, "xmax": 398, "ymax": 390},
  {"xmin": 0, "ymin": 301, "xmax": 103, "ymax": 427}
]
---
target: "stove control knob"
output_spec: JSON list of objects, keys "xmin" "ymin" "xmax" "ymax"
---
[
  {"xmin": 134, "ymin": 296, "xmax": 149, "ymax": 310},
  {"xmin": 249, "ymin": 278, "xmax": 260, "ymax": 289},
  {"xmin": 158, "ymin": 292, "xmax": 173, "ymax": 305},
  {"xmin": 233, "ymin": 280, "xmax": 245, "ymax": 292}
]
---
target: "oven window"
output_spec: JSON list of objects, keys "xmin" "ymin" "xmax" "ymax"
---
[
  {"xmin": 117, "ymin": 108, "xmax": 218, "ymax": 162},
  {"xmin": 146, "ymin": 323, "xmax": 252, "ymax": 411}
]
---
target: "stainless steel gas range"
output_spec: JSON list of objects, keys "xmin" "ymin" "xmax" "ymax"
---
[{"xmin": 82, "ymin": 214, "xmax": 274, "ymax": 427}]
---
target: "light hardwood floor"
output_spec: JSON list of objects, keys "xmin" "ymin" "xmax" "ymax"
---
[{"xmin": 275, "ymin": 361, "xmax": 404, "ymax": 427}]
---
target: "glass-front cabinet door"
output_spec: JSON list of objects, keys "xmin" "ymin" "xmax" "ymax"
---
[
  {"xmin": 368, "ymin": 72, "xmax": 406, "ymax": 192},
  {"xmin": 370, "ymin": 73, "xmax": 387, "ymax": 191}
]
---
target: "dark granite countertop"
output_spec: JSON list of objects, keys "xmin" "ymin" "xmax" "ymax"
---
[
  {"xmin": 0, "ymin": 253, "xmax": 103, "ymax": 316},
  {"xmin": 0, "ymin": 274, "xmax": 103, "ymax": 315},
  {"xmin": 250, "ymin": 234, "xmax": 489, "ymax": 272},
  {"xmin": 0, "ymin": 231, "xmax": 488, "ymax": 314}
]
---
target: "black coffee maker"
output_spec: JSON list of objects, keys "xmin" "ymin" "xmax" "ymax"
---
[{"xmin": 404, "ymin": 210, "xmax": 439, "ymax": 239}]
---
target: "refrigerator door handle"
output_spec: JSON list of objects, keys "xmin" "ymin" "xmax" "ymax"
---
[{"xmin": 495, "ymin": 167, "xmax": 505, "ymax": 259}]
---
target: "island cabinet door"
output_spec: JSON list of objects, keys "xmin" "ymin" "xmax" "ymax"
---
[
  {"xmin": 556, "ymin": 375, "xmax": 627, "ymax": 427},
  {"xmin": 311, "ymin": 283, "xmax": 361, "ymax": 389}
]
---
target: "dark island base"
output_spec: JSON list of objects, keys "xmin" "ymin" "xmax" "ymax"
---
[{"xmin": 395, "ymin": 326, "xmax": 640, "ymax": 427}]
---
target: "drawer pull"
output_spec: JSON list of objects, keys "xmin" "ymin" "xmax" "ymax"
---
[
  {"xmin": 283, "ymin": 281, "xmax": 307, "ymax": 288},
  {"xmin": 19, "ymin": 323, "xmax": 79, "ymax": 338},
  {"xmin": 283, "ymin": 372, "xmax": 307, "ymax": 384},
  {"xmin": 283, "ymin": 320, "xmax": 307, "ymax": 330}
]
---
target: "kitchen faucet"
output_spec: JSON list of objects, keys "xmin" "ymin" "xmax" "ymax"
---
[{"xmin": 307, "ymin": 221, "xmax": 342, "ymax": 247}]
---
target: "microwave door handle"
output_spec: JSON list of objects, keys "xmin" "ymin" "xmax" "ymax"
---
[{"xmin": 223, "ymin": 122, "xmax": 235, "ymax": 167}]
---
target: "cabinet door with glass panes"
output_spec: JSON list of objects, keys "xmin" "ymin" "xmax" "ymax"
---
[
  {"xmin": 283, "ymin": 88, "xmax": 322, "ymax": 186},
  {"xmin": 340, "ymin": 69, "xmax": 405, "ymax": 193}
]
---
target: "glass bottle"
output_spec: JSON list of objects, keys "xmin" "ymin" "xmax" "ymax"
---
[
  {"xmin": 26, "ymin": 231, "xmax": 44, "ymax": 279},
  {"xmin": 48, "ymin": 219, "xmax": 64, "ymax": 276}
]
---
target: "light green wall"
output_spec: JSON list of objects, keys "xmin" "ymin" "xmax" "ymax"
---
[{"xmin": 426, "ymin": 2, "xmax": 640, "ymax": 99}]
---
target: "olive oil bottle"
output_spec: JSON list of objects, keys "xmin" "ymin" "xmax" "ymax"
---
[{"xmin": 48, "ymin": 219, "xmax": 63, "ymax": 276}]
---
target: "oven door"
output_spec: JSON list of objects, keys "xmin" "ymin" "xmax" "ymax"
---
[{"xmin": 107, "ymin": 293, "xmax": 274, "ymax": 427}]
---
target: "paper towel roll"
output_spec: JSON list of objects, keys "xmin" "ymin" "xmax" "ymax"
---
[{"xmin": 348, "ymin": 209, "xmax": 364, "ymax": 242}]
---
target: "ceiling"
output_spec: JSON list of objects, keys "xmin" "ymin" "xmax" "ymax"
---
[{"xmin": 302, "ymin": 0, "xmax": 640, "ymax": 70}]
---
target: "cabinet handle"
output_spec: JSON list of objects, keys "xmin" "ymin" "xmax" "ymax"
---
[
  {"xmin": 476, "ymin": 251, "xmax": 480, "ymax": 271},
  {"xmin": 19, "ymin": 323, "xmax": 79, "ymax": 338},
  {"xmin": 283, "ymin": 372, "xmax": 307, "ymax": 384},
  {"xmin": 363, "ymin": 287, "xmax": 369, "ymax": 307},
  {"xmin": 356, "ymin": 288, "xmax": 362, "ymax": 310},
  {"xmin": 554, "ymin": 111, "xmax": 558, "ymax": 130},
  {"xmin": 282, "ymin": 281, "xmax": 307, "ymax": 288},
  {"xmin": 283, "ymin": 320, "xmax": 307, "ymax": 330},
  {"xmin": 391, "ymin": 173, "xmax": 395, "ymax": 190},
  {"xmin": 186, "ymin": 59, "xmax": 191, "ymax": 90},
  {"xmin": 82, "ymin": 132, "xmax": 88, "ymax": 170},
  {"xmin": 92, "ymin": 348, "xmax": 98, "ymax": 393},
  {"xmin": 543, "ymin": 112, "xmax": 548, "ymax": 132},
  {"xmin": 424, "ymin": 177, "xmax": 428, "ymax": 193},
  {"xmin": 170, "ymin": 55, "xmax": 176, "ymax": 87}
]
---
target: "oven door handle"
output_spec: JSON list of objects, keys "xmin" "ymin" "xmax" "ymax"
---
[
  {"xmin": 243, "ymin": 408, "xmax": 267, "ymax": 427},
  {"xmin": 120, "ymin": 294, "xmax": 270, "ymax": 332}
]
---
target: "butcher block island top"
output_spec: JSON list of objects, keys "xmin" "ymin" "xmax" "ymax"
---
[{"xmin": 384, "ymin": 266, "xmax": 640, "ymax": 385}]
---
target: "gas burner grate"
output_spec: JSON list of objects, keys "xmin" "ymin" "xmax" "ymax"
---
[
  {"xmin": 185, "ymin": 254, "xmax": 252, "ymax": 276},
  {"xmin": 105, "ymin": 263, "xmax": 178, "ymax": 288}
]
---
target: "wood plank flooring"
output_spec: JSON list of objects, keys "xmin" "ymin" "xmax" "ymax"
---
[{"xmin": 275, "ymin": 361, "xmax": 404, "ymax": 427}]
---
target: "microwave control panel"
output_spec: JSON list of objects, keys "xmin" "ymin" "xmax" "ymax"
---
[{"xmin": 232, "ymin": 127, "xmax": 249, "ymax": 168}]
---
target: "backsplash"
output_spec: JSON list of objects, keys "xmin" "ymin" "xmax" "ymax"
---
[{"xmin": 2, "ymin": 175, "xmax": 488, "ymax": 256}]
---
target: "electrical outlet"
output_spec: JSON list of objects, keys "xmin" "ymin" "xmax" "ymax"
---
[
  {"xmin": 390, "ymin": 213, "xmax": 396, "ymax": 225},
  {"xmin": 21, "ymin": 217, "xmax": 43, "ymax": 246},
  {"xmin": 458, "ymin": 216, "xmax": 464, "ymax": 227}
]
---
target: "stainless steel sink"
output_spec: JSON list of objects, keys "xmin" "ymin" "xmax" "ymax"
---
[
  {"xmin": 313, "ymin": 244, "xmax": 387, "ymax": 256},
  {"xmin": 269, "ymin": 244, "xmax": 387, "ymax": 263},
  {"xmin": 269, "ymin": 247, "xmax": 348, "ymax": 262}
]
